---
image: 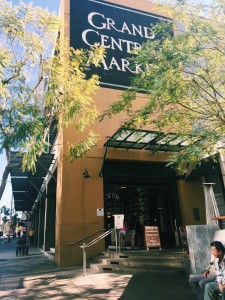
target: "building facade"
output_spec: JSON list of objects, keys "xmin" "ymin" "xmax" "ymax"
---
[
  {"xmin": 54, "ymin": 0, "xmax": 216, "ymax": 267},
  {"xmin": 10, "ymin": 0, "xmax": 225, "ymax": 268}
]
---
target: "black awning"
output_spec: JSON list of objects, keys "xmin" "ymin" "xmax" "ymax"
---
[
  {"xmin": 105, "ymin": 128, "xmax": 189, "ymax": 152},
  {"xmin": 9, "ymin": 152, "xmax": 54, "ymax": 212}
]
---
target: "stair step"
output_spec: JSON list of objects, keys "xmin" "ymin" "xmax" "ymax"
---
[
  {"xmin": 101, "ymin": 250, "xmax": 183, "ymax": 259},
  {"xmin": 97, "ymin": 258, "xmax": 183, "ymax": 267},
  {"xmin": 96, "ymin": 255, "xmax": 183, "ymax": 261},
  {"xmin": 90, "ymin": 249, "xmax": 185, "ymax": 275},
  {"xmin": 90, "ymin": 263, "xmax": 185, "ymax": 274},
  {"xmin": 96, "ymin": 256, "xmax": 184, "ymax": 266}
]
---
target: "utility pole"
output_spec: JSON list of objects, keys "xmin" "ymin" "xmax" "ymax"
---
[{"xmin": 10, "ymin": 193, "xmax": 13, "ymax": 220}]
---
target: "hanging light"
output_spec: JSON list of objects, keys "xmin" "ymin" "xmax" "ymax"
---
[{"xmin": 83, "ymin": 168, "xmax": 91, "ymax": 180}]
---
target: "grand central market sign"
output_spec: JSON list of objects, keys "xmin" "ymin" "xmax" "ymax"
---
[{"xmin": 70, "ymin": 0, "xmax": 171, "ymax": 89}]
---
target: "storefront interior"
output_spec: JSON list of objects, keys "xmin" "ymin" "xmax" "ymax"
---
[{"xmin": 103, "ymin": 160, "xmax": 181, "ymax": 249}]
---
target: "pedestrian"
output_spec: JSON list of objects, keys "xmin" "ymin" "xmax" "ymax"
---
[
  {"xmin": 135, "ymin": 220, "xmax": 143, "ymax": 247},
  {"xmin": 128, "ymin": 215, "xmax": 136, "ymax": 249},
  {"xmin": 120, "ymin": 220, "xmax": 127, "ymax": 250},
  {"xmin": 204, "ymin": 241, "xmax": 225, "ymax": 300},
  {"xmin": 29, "ymin": 228, "xmax": 34, "ymax": 245}
]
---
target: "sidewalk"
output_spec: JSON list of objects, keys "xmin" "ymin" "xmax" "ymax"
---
[{"xmin": 0, "ymin": 238, "xmax": 196, "ymax": 299}]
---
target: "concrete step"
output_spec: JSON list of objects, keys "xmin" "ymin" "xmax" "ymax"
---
[
  {"xmin": 101, "ymin": 250, "xmax": 183, "ymax": 259},
  {"xmin": 90, "ymin": 249, "xmax": 185, "ymax": 274},
  {"xmin": 99, "ymin": 253, "xmax": 183, "ymax": 260},
  {"xmin": 89, "ymin": 262, "xmax": 185, "ymax": 274},
  {"xmin": 101, "ymin": 247, "xmax": 183, "ymax": 256},
  {"xmin": 95, "ymin": 257, "xmax": 184, "ymax": 267}
]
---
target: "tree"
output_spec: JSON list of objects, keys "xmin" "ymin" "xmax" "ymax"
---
[
  {"xmin": 0, "ymin": 205, "xmax": 10, "ymax": 223},
  {"xmin": 11, "ymin": 212, "xmax": 19, "ymax": 229},
  {"xmin": 101, "ymin": 0, "xmax": 225, "ymax": 172},
  {"xmin": 0, "ymin": 1, "xmax": 104, "ymax": 200}
]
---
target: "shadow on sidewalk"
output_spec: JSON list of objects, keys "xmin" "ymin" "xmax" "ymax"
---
[{"xmin": 119, "ymin": 272, "xmax": 195, "ymax": 300}]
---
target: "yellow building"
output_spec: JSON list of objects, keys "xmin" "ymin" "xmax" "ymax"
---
[{"xmin": 10, "ymin": 0, "xmax": 225, "ymax": 268}]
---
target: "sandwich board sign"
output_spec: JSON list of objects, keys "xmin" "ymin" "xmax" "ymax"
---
[{"xmin": 144, "ymin": 226, "xmax": 161, "ymax": 250}]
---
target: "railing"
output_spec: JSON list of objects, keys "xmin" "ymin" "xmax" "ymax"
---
[
  {"xmin": 67, "ymin": 228, "xmax": 118, "ymax": 276},
  {"xmin": 67, "ymin": 229, "xmax": 106, "ymax": 247}
]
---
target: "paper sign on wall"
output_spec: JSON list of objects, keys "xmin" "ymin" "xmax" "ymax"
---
[{"xmin": 97, "ymin": 208, "xmax": 104, "ymax": 216}]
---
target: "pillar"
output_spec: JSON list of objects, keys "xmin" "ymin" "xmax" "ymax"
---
[
  {"xmin": 37, "ymin": 195, "xmax": 46, "ymax": 248},
  {"xmin": 43, "ymin": 178, "xmax": 56, "ymax": 251},
  {"xmin": 34, "ymin": 210, "xmax": 39, "ymax": 246}
]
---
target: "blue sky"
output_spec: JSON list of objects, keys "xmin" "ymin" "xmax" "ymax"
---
[
  {"xmin": 13, "ymin": 0, "xmax": 60, "ymax": 13},
  {"xmin": 0, "ymin": 0, "xmax": 60, "ymax": 209}
]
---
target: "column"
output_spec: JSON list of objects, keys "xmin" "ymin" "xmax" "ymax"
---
[
  {"xmin": 37, "ymin": 195, "xmax": 46, "ymax": 248},
  {"xmin": 34, "ymin": 210, "xmax": 39, "ymax": 246},
  {"xmin": 43, "ymin": 178, "xmax": 56, "ymax": 251}
]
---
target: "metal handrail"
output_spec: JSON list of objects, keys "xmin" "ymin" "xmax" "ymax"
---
[
  {"xmin": 81, "ymin": 228, "xmax": 116, "ymax": 248},
  {"xmin": 67, "ymin": 229, "xmax": 106, "ymax": 246},
  {"xmin": 68, "ymin": 228, "xmax": 117, "ymax": 277}
]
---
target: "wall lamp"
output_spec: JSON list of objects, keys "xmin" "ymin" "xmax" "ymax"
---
[{"xmin": 83, "ymin": 168, "xmax": 91, "ymax": 180}]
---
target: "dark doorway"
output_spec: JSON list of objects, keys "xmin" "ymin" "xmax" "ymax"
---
[{"xmin": 103, "ymin": 160, "xmax": 181, "ymax": 249}]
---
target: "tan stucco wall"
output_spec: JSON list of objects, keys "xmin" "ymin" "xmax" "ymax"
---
[
  {"xmin": 177, "ymin": 180, "xmax": 206, "ymax": 225},
  {"xmin": 55, "ymin": 154, "xmax": 104, "ymax": 266}
]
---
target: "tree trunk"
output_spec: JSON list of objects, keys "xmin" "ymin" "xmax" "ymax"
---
[
  {"xmin": 0, "ymin": 166, "xmax": 11, "ymax": 201},
  {"xmin": 0, "ymin": 149, "xmax": 11, "ymax": 200},
  {"xmin": 0, "ymin": 149, "xmax": 21, "ymax": 201}
]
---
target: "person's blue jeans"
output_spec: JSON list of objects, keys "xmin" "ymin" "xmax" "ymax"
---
[
  {"xmin": 204, "ymin": 281, "xmax": 225, "ymax": 300},
  {"xmin": 189, "ymin": 274, "xmax": 217, "ymax": 300}
]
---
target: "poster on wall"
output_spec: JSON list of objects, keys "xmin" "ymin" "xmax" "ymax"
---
[{"xmin": 70, "ymin": 0, "xmax": 171, "ymax": 89}]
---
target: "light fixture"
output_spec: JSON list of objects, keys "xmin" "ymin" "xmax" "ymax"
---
[{"xmin": 83, "ymin": 168, "xmax": 91, "ymax": 180}]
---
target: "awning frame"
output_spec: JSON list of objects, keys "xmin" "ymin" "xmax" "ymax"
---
[{"xmin": 105, "ymin": 128, "xmax": 189, "ymax": 152}]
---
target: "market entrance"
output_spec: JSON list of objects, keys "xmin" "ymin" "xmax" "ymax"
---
[{"xmin": 103, "ymin": 160, "xmax": 181, "ymax": 249}]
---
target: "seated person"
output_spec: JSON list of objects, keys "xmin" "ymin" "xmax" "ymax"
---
[
  {"xmin": 189, "ymin": 259, "xmax": 217, "ymax": 300},
  {"xmin": 204, "ymin": 241, "xmax": 225, "ymax": 300}
]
